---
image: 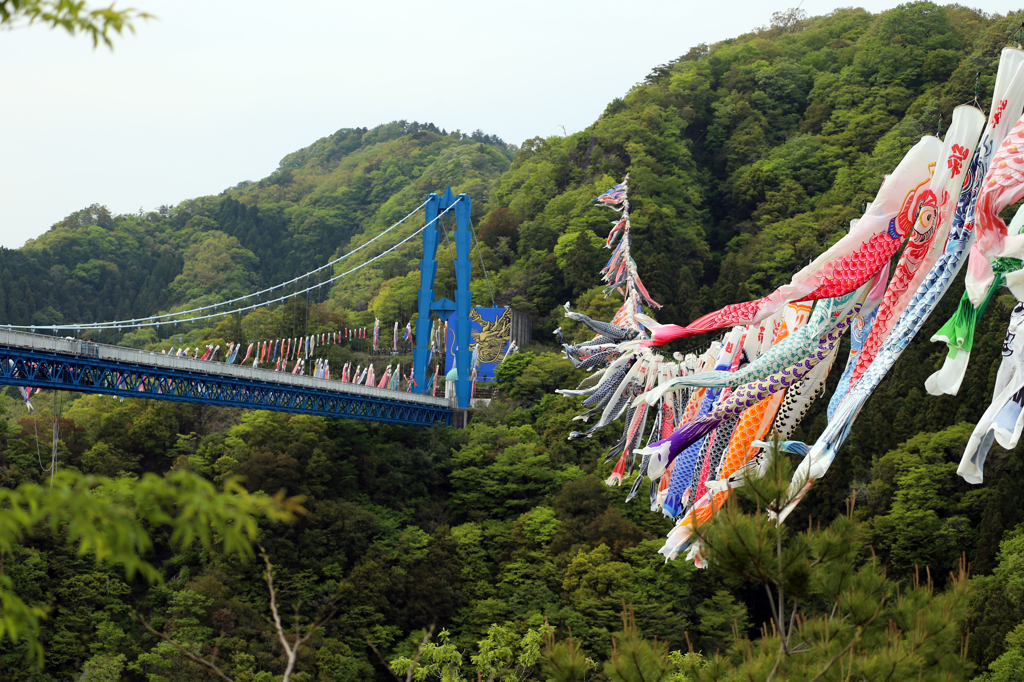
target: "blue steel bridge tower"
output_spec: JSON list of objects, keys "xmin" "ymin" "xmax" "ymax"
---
[{"xmin": 412, "ymin": 187, "xmax": 473, "ymax": 409}]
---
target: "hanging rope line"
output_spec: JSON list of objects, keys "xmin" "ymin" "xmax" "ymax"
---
[
  {"xmin": 50, "ymin": 389, "xmax": 61, "ymax": 489},
  {"xmin": 469, "ymin": 217, "xmax": 496, "ymax": 308},
  {"xmin": 33, "ymin": 411, "xmax": 50, "ymax": 473},
  {"xmin": 10, "ymin": 198, "xmax": 461, "ymax": 332},
  {"xmin": 438, "ymin": 213, "xmax": 459, "ymax": 300}
]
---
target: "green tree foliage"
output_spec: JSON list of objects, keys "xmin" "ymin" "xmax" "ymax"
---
[
  {"xmin": 169, "ymin": 230, "xmax": 260, "ymax": 301},
  {"xmin": 390, "ymin": 623, "xmax": 550, "ymax": 682},
  {"xmin": 541, "ymin": 607, "xmax": 706, "ymax": 682},
  {"xmin": 6, "ymin": 4, "xmax": 1024, "ymax": 679},
  {"xmin": 677, "ymin": 448, "xmax": 973, "ymax": 681},
  {"xmin": 868, "ymin": 423, "xmax": 976, "ymax": 580},
  {"xmin": 0, "ymin": 0, "xmax": 151, "ymax": 48},
  {"xmin": 966, "ymin": 522, "xmax": 1024, "ymax": 670},
  {"xmin": 0, "ymin": 468, "xmax": 299, "ymax": 665},
  {"xmin": 16, "ymin": 387, "xmax": 731, "ymax": 681},
  {"xmin": 479, "ymin": 1, "xmax": 1021, "ymax": 339},
  {"xmin": 494, "ymin": 352, "xmax": 534, "ymax": 389},
  {"xmin": 0, "ymin": 122, "xmax": 512, "ymax": 333},
  {"xmin": 129, "ymin": 590, "xmax": 216, "ymax": 681},
  {"xmin": 975, "ymin": 623, "xmax": 1024, "ymax": 682}
]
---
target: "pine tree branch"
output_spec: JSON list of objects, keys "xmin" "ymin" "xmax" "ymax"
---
[
  {"xmin": 766, "ymin": 523, "xmax": 791, "ymax": 682},
  {"xmin": 789, "ymin": 641, "xmax": 813, "ymax": 654},
  {"xmin": 628, "ymin": 646, "xmax": 649, "ymax": 682},
  {"xmin": 787, "ymin": 599, "xmax": 799, "ymax": 650},
  {"xmin": 763, "ymin": 584, "xmax": 781, "ymax": 635},
  {"xmin": 777, "ymin": 520, "xmax": 786, "ymax": 644},
  {"xmin": 807, "ymin": 596, "xmax": 887, "ymax": 682},
  {"xmin": 766, "ymin": 643, "xmax": 784, "ymax": 682},
  {"xmin": 701, "ymin": 507, "xmax": 764, "ymax": 584},
  {"xmin": 768, "ymin": 601, "xmax": 808, "ymax": 681},
  {"xmin": 778, "ymin": 584, "xmax": 787, "ymax": 650}
]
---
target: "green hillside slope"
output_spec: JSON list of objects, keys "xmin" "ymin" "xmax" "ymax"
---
[
  {"xmin": 485, "ymin": 4, "xmax": 1013, "ymax": 329},
  {"xmin": 6, "ymin": 5, "xmax": 1024, "ymax": 681}
]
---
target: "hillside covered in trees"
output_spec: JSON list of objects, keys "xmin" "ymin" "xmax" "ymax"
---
[{"xmin": 5, "ymin": 3, "xmax": 1024, "ymax": 681}]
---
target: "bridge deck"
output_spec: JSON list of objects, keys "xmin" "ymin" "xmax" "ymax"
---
[{"xmin": 0, "ymin": 329, "xmax": 453, "ymax": 426}]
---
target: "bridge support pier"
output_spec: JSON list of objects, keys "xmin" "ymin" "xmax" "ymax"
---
[{"xmin": 452, "ymin": 408, "xmax": 471, "ymax": 429}]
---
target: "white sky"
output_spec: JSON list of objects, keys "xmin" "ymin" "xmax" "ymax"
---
[{"xmin": 1, "ymin": 1, "xmax": 1021, "ymax": 249}]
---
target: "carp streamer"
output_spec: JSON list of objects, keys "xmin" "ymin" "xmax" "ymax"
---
[{"xmin": 551, "ymin": 48, "xmax": 1024, "ymax": 566}]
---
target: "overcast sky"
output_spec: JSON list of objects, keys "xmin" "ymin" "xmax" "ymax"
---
[{"xmin": 2, "ymin": 1, "xmax": 1021, "ymax": 249}]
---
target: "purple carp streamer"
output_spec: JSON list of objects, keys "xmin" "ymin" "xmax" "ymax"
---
[{"xmin": 637, "ymin": 285, "xmax": 866, "ymax": 478}]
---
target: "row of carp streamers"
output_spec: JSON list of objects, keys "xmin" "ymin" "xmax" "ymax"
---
[
  {"xmin": 554, "ymin": 47, "xmax": 1024, "ymax": 566},
  {"xmin": 163, "ymin": 322, "xmax": 422, "ymax": 391}
]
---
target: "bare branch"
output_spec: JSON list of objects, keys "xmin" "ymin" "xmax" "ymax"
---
[
  {"xmin": 132, "ymin": 611, "xmax": 234, "ymax": 682},
  {"xmin": 259, "ymin": 544, "xmax": 345, "ymax": 682},
  {"xmin": 261, "ymin": 546, "xmax": 296, "ymax": 678},
  {"xmin": 787, "ymin": 598, "xmax": 799, "ymax": 649},
  {"xmin": 366, "ymin": 639, "xmax": 405, "ymax": 682},
  {"xmin": 763, "ymin": 584, "xmax": 781, "ymax": 632}
]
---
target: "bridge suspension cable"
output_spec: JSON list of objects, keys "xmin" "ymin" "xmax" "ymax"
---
[
  {"xmin": 10, "ymin": 198, "xmax": 459, "ymax": 333},
  {"xmin": 16, "ymin": 199, "xmax": 427, "ymax": 331}
]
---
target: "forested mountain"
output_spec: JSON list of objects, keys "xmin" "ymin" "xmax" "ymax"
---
[
  {"xmin": 5, "ymin": 4, "xmax": 1024, "ymax": 681},
  {"xmin": 0, "ymin": 121, "xmax": 511, "ymax": 326}
]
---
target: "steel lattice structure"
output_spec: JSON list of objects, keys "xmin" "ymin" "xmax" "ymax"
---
[{"xmin": 0, "ymin": 345, "xmax": 453, "ymax": 427}]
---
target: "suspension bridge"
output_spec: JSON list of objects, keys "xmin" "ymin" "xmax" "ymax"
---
[{"xmin": 0, "ymin": 189, "xmax": 492, "ymax": 428}]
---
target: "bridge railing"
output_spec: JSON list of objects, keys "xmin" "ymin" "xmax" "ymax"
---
[{"xmin": 0, "ymin": 328, "xmax": 452, "ymax": 409}]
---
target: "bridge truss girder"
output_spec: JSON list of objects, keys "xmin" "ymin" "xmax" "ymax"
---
[{"xmin": 0, "ymin": 348, "xmax": 452, "ymax": 427}]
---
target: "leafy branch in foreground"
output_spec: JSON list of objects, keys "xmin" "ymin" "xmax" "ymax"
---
[
  {"xmin": 0, "ymin": 469, "xmax": 303, "ymax": 664},
  {"xmin": 677, "ymin": 444, "xmax": 974, "ymax": 682},
  {"xmin": 0, "ymin": 0, "xmax": 153, "ymax": 48}
]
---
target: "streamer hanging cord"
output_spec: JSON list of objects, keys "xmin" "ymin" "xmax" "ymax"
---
[{"xmin": 469, "ymin": 217, "xmax": 496, "ymax": 308}]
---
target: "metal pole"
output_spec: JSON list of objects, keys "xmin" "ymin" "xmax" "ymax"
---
[
  {"xmin": 453, "ymin": 191, "xmax": 473, "ymax": 409},
  {"xmin": 412, "ymin": 193, "xmax": 440, "ymax": 392}
]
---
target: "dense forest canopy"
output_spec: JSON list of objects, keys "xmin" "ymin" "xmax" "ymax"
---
[{"xmin": 6, "ymin": 3, "xmax": 1024, "ymax": 681}]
